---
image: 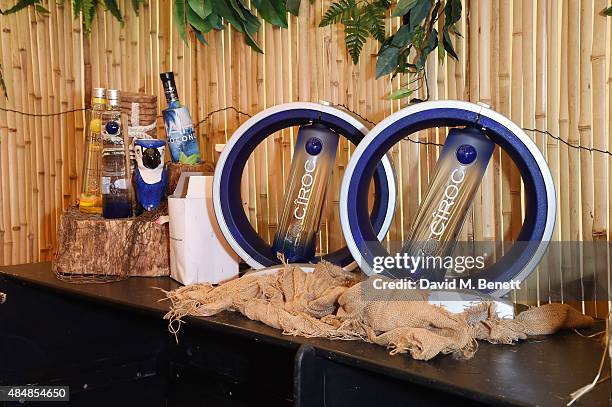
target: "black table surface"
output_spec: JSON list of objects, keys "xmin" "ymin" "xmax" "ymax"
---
[{"xmin": 0, "ymin": 262, "xmax": 609, "ymax": 407}]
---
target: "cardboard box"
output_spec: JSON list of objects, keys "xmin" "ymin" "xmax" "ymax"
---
[{"xmin": 168, "ymin": 173, "xmax": 239, "ymax": 285}]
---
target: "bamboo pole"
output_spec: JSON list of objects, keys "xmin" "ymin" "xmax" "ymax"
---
[
  {"xmin": 606, "ymin": 0, "xmax": 612, "ymax": 317},
  {"xmin": 567, "ymin": 0, "xmax": 583, "ymax": 310},
  {"xmin": 26, "ymin": 6, "xmax": 46, "ymax": 263},
  {"xmin": 13, "ymin": 9, "xmax": 29, "ymax": 263},
  {"xmin": 36, "ymin": 6, "xmax": 54, "ymax": 259},
  {"xmin": 558, "ymin": 0, "xmax": 571, "ymax": 303},
  {"xmin": 532, "ymin": 0, "xmax": 548, "ymax": 305},
  {"xmin": 578, "ymin": 0, "xmax": 595, "ymax": 315},
  {"xmin": 0, "ymin": 14, "xmax": 10, "ymax": 263},
  {"xmin": 71, "ymin": 2, "xmax": 86, "ymax": 213},
  {"xmin": 478, "ymin": 0, "xmax": 495, "ymax": 253},
  {"xmin": 578, "ymin": 0, "xmax": 594, "ymax": 243},
  {"xmin": 590, "ymin": 0, "xmax": 608, "ymax": 316},
  {"xmin": 252, "ymin": 23, "xmax": 268, "ymax": 241},
  {"xmin": 54, "ymin": 1, "xmax": 70, "ymax": 212},
  {"xmin": 18, "ymin": 7, "xmax": 37, "ymax": 262},
  {"xmin": 467, "ymin": 0, "xmax": 481, "ymax": 245},
  {"xmin": 490, "ymin": 0, "xmax": 501, "ymax": 255},
  {"xmin": 509, "ymin": 0, "xmax": 524, "ymax": 302},
  {"xmin": 63, "ymin": 1, "xmax": 78, "ymax": 207},
  {"xmin": 120, "ymin": 0, "xmax": 129, "ymax": 89},
  {"xmin": 521, "ymin": 0, "xmax": 537, "ymax": 306},
  {"xmin": 45, "ymin": 4, "xmax": 63, "ymax": 259},
  {"xmin": 498, "ymin": 0, "xmax": 511, "ymax": 243},
  {"xmin": 139, "ymin": 0, "xmax": 150, "ymax": 93},
  {"xmin": 0, "ymin": 21, "xmax": 6, "ymax": 265},
  {"xmin": 567, "ymin": 0, "xmax": 581, "ymax": 243},
  {"xmin": 546, "ymin": 0, "xmax": 562, "ymax": 303},
  {"xmin": 2, "ymin": 12, "xmax": 19, "ymax": 263}
]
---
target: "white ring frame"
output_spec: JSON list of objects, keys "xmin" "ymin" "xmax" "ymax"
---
[
  {"xmin": 213, "ymin": 102, "xmax": 397, "ymax": 270},
  {"xmin": 339, "ymin": 100, "xmax": 556, "ymax": 297}
]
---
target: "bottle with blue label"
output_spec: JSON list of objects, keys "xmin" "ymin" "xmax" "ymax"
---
[
  {"xmin": 401, "ymin": 126, "xmax": 494, "ymax": 278},
  {"xmin": 272, "ymin": 123, "xmax": 340, "ymax": 263},
  {"xmin": 160, "ymin": 72, "xmax": 202, "ymax": 164}
]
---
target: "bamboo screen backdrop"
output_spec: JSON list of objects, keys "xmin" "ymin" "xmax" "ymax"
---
[{"xmin": 0, "ymin": 1, "xmax": 611, "ymax": 311}]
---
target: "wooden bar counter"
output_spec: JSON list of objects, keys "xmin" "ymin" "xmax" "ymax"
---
[{"xmin": 0, "ymin": 263, "xmax": 608, "ymax": 406}]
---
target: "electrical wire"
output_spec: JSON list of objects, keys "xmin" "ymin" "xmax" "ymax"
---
[{"xmin": 1, "ymin": 104, "xmax": 611, "ymax": 156}]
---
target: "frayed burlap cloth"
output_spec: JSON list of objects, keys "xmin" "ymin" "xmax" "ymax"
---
[{"xmin": 162, "ymin": 262, "xmax": 594, "ymax": 361}]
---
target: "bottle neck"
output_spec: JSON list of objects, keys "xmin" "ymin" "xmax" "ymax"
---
[
  {"xmin": 167, "ymin": 100, "xmax": 180, "ymax": 109},
  {"xmin": 162, "ymin": 77, "xmax": 180, "ymax": 107},
  {"xmin": 106, "ymin": 102, "xmax": 120, "ymax": 111},
  {"xmin": 91, "ymin": 98, "xmax": 106, "ymax": 111}
]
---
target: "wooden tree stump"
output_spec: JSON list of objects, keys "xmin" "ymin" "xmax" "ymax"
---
[
  {"xmin": 166, "ymin": 162, "xmax": 215, "ymax": 194},
  {"xmin": 53, "ymin": 207, "xmax": 170, "ymax": 278}
]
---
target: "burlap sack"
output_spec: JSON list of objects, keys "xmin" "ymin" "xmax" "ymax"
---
[{"xmin": 163, "ymin": 262, "xmax": 595, "ymax": 361}]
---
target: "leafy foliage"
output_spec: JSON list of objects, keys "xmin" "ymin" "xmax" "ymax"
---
[
  {"xmin": 320, "ymin": 0, "xmax": 389, "ymax": 64},
  {"xmin": 176, "ymin": 0, "xmax": 314, "ymax": 52},
  {"xmin": 0, "ymin": 0, "xmax": 48, "ymax": 15},
  {"xmin": 320, "ymin": 0, "xmax": 356, "ymax": 26},
  {"xmin": 73, "ymin": 0, "xmax": 102, "ymax": 34},
  {"xmin": 322, "ymin": 0, "xmax": 462, "ymax": 99},
  {"xmin": 604, "ymin": 5, "xmax": 612, "ymax": 17},
  {"xmin": 0, "ymin": 0, "xmax": 464, "ymax": 100},
  {"xmin": 131, "ymin": 0, "xmax": 145, "ymax": 16},
  {"xmin": 2, "ymin": 0, "xmax": 311, "ymax": 52}
]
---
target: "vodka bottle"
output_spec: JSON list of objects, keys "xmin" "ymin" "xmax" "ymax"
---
[
  {"xmin": 272, "ymin": 123, "xmax": 339, "ymax": 262},
  {"xmin": 101, "ymin": 89, "xmax": 132, "ymax": 219},
  {"xmin": 160, "ymin": 72, "xmax": 202, "ymax": 164},
  {"xmin": 401, "ymin": 126, "xmax": 494, "ymax": 278},
  {"xmin": 79, "ymin": 88, "xmax": 106, "ymax": 214}
]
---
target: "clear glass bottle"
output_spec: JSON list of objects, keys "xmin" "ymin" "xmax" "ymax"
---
[
  {"xmin": 101, "ymin": 89, "xmax": 132, "ymax": 219},
  {"xmin": 272, "ymin": 123, "xmax": 339, "ymax": 262},
  {"xmin": 160, "ymin": 72, "xmax": 202, "ymax": 164},
  {"xmin": 401, "ymin": 126, "xmax": 494, "ymax": 278},
  {"xmin": 79, "ymin": 87, "xmax": 106, "ymax": 214}
]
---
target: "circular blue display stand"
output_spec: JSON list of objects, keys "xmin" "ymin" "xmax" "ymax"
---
[
  {"xmin": 214, "ymin": 102, "xmax": 397, "ymax": 270},
  {"xmin": 340, "ymin": 101, "xmax": 556, "ymax": 297}
]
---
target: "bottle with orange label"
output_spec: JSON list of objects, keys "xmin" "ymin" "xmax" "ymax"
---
[{"xmin": 79, "ymin": 88, "xmax": 106, "ymax": 214}]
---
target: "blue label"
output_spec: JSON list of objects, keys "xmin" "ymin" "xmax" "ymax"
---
[{"xmin": 163, "ymin": 106, "xmax": 202, "ymax": 164}]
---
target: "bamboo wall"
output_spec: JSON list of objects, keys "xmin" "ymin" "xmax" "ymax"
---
[{"xmin": 0, "ymin": 1, "xmax": 611, "ymax": 309}]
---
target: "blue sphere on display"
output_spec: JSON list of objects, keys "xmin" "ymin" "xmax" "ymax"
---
[
  {"xmin": 305, "ymin": 137, "xmax": 323, "ymax": 155},
  {"xmin": 105, "ymin": 120, "xmax": 120, "ymax": 135},
  {"xmin": 456, "ymin": 144, "xmax": 477, "ymax": 165}
]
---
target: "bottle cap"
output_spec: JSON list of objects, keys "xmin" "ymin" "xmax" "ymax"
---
[
  {"xmin": 160, "ymin": 72, "xmax": 179, "ymax": 103},
  {"xmin": 93, "ymin": 87, "xmax": 106, "ymax": 99},
  {"xmin": 107, "ymin": 89, "xmax": 120, "ymax": 100},
  {"xmin": 107, "ymin": 89, "xmax": 120, "ymax": 106},
  {"xmin": 160, "ymin": 72, "xmax": 175, "ymax": 82}
]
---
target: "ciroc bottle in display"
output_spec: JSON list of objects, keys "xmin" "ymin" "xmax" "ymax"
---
[
  {"xmin": 272, "ymin": 123, "xmax": 339, "ymax": 263},
  {"xmin": 401, "ymin": 126, "xmax": 494, "ymax": 278}
]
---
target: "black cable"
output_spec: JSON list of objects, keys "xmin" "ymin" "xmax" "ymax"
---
[
  {"xmin": 0, "ymin": 106, "xmax": 87, "ymax": 117},
  {"xmin": 335, "ymin": 103, "xmax": 377, "ymax": 126},
  {"xmin": 521, "ymin": 127, "xmax": 612, "ymax": 157},
  {"xmin": 2, "ymin": 104, "xmax": 611, "ymax": 157},
  {"xmin": 193, "ymin": 106, "xmax": 252, "ymax": 129}
]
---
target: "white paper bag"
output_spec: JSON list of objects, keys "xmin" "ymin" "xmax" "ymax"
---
[{"xmin": 168, "ymin": 173, "xmax": 239, "ymax": 285}]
